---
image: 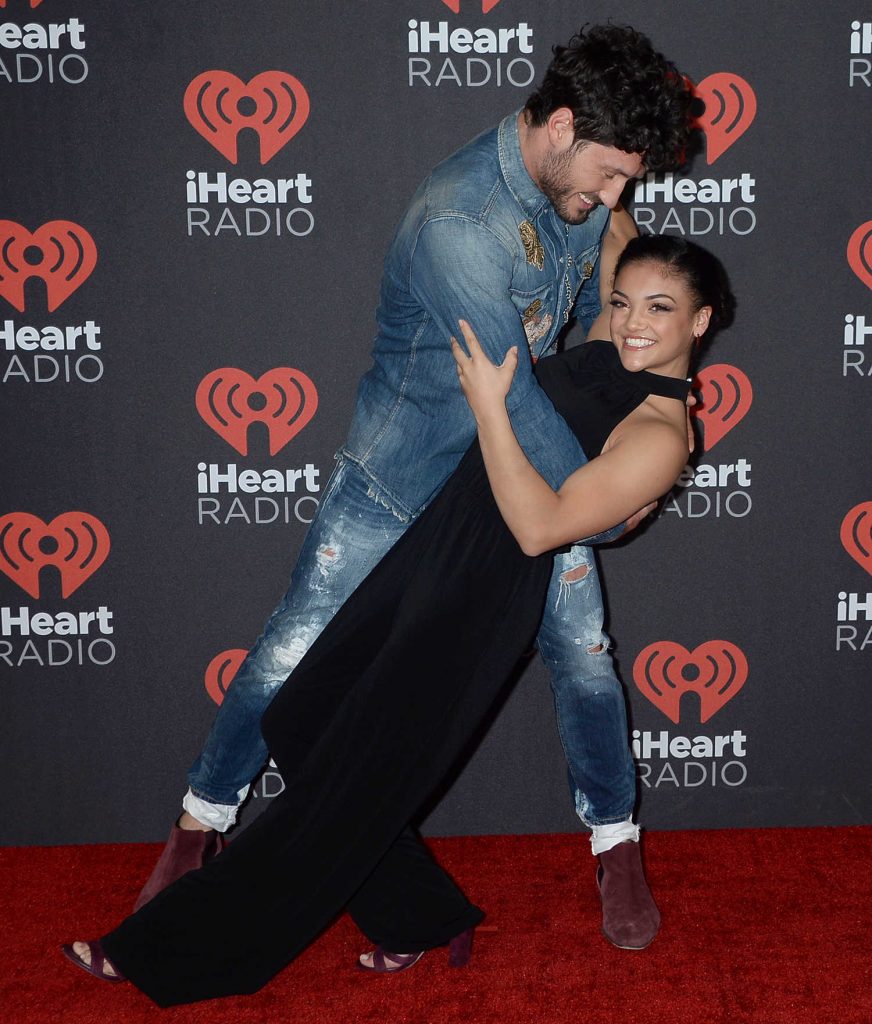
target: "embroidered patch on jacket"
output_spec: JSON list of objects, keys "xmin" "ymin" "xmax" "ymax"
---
[
  {"xmin": 581, "ymin": 259, "xmax": 594, "ymax": 280},
  {"xmin": 519, "ymin": 220, "xmax": 544, "ymax": 271},
  {"xmin": 522, "ymin": 299, "xmax": 552, "ymax": 347}
]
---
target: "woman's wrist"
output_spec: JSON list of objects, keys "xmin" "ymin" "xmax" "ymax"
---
[{"xmin": 472, "ymin": 400, "xmax": 508, "ymax": 431}]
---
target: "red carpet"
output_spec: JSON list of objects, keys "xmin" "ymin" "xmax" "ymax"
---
[{"xmin": 2, "ymin": 827, "xmax": 871, "ymax": 1024}]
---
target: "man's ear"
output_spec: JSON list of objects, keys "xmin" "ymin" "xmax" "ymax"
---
[{"xmin": 546, "ymin": 107, "xmax": 575, "ymax": 151}]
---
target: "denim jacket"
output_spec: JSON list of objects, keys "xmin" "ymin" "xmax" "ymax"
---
[{"xmin": 341, "ymin": 112, "xmax": 611, "ymax": 519}]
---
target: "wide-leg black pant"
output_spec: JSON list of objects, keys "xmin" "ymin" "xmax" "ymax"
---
[{"xmin": 103, "ymin": 448, "xmax": 550, "ymax": 1006}]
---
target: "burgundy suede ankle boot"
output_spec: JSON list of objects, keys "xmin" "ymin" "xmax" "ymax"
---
[
  {"xmin": 133, "ymin": 824, "xmax": 226, "ymax": 912},
  {"xmin": 597, "ymin": 839, "xmax": 660, "ymax": 949}
]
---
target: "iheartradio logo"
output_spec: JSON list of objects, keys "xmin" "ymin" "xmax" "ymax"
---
[
  {"xmin": 196, "ymin": 368, "xmax": 318, "ymax": 456},
  {"xmin": 0, "ymin": 512, "xmax": 110, "ymax": 599},
  {"xmin": 841, "ymin": 502, "xmax": 872, "ymax": 576},
  {"xmin": 0, "ymin": 221, "xmax": 97, "ymax": 313},
  {"xmin": 184, "ymin": 71, "xmax": 310, "ymax": 165},
  {"xmin": 634, "ymin": 641, "xmax": 748, "ymax": 724},
  {"xmin": 204, "ymin": 648, "xmax": 247, "ymax": 705},
  {"xmin": 693, "ymin": 73, "xmax": 756, "ymax": 164},
  {"xmin": 440, "ymin": 0, "xmax": 503, "ymax": 11},
  {"xmin": 690, "ymin": 364, "xmax": 753, "ymax": 451},
  {"xmin": 847, "ymin": 221, "xmax": 872, "ymax": 291}
]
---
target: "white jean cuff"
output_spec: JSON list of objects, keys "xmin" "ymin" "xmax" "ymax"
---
[
  {"xmin": 589, "ymin": 818, "xmax": 640, "ymax": 856},
  {"xmin": 182, "ymin": 785, "xmax": 249, "ymax": 832}
]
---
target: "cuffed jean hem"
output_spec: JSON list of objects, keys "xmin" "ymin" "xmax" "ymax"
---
[
  {"xmin": 589, "ymin": 819, "xmax": 641, "ymax": 856},
  {"xmin": 182, "ymin": 786, "xmax": 249, "ymax": 832},
  {"xmin": 574, "ymin": 792, "xmax": 637, "ymax": 830}
]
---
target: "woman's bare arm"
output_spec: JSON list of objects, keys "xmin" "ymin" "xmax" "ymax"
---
[{"xmin": 451, "ymin": 320, "xmax": 687, "ymax": 556}]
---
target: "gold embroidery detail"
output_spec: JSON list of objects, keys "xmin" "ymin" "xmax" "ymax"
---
[
  {"xmin": 582, "ymin": 260, "xmax": 594, "ymax": 280},
  {"xmin": 522, "ymin": 299, "xmax": 542, "ymax": 324},
  {"xmin": 519, "ymin": 220, "xmax": 544, "ymax": 271},
  {"xmin": 523, "ymin": 312, "xmax": 553, "ymax": 347}
]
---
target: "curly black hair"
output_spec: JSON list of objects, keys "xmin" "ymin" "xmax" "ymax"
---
[{"xmin": 524, "ymin": 24, "xmax": 696, "ymax": 171}]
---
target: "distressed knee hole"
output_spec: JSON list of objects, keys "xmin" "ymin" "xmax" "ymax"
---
[
  {"xmin": 315, "ymin": 543, "xmax": 342, "ymax": 577},
  {"xmin": 560, "ymin": 564, "xmax": 590, "ymax": 584},
  {"xmin": 570, "ymin": 638, "xmax": 604, "ymax": 654}
]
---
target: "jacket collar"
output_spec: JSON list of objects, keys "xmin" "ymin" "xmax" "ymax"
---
[{"xmin": 498, "ymin": 111, "xmax": 550, "ymax": 220}]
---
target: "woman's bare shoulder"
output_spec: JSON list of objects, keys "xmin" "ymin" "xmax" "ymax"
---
[{"xmin": 604, "ymin": 401, "xmax": 688, "ymax": 458}]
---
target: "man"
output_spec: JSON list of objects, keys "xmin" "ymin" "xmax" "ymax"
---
[{"xmin": 138, "ymin": 24, "xmax": 693, "ymax": 951}]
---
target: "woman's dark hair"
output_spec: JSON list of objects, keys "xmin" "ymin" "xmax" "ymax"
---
[
  {"xmin": 524, "ymin": 24, "xmax": 696, "ymax": 171},
  {"xmin": 613, "ymin": 234, "xmax": 735, "ymax": 330}
]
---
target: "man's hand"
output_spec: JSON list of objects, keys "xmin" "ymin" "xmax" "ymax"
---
[
  {"xmin": 686, "ymin": 390, "xmax": 698, "ymax": 453},
  {"xmin": 624, "ymin": 501, "xmax": 658, "ymax": 535}
]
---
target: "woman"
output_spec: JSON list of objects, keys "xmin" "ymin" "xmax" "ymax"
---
[{"xmin": 63, "ymin": 235, "xmax": 730, "ymax": 1004}]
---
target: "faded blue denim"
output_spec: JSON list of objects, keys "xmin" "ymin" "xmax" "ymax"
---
[{"xmin": 188, "ymin": 113, "xmax": 635, "ymax": 828}]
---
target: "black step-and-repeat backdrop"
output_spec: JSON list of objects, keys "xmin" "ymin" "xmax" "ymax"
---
[{"xmin": 2, "ymin": 1, "xmax": 871, "ymax": 845}]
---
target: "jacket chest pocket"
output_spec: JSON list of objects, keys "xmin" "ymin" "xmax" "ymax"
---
[{"xmin": 566, "ymin": 243, "xmax": 599, "ymax": 308}]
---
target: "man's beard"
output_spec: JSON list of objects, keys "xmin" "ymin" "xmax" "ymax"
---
[{"xmin": 537, "ymin": 148, "xmax": 599, "ymax": 225}]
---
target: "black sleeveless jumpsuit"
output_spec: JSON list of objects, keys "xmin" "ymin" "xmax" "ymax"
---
[{"xmin": 102, "ymin": 341, "xmax": 689, "ymax": 1005}]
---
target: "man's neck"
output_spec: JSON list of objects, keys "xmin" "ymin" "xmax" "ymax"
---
[{"xmin": 516, "ymin": 109, "xmax": 543, "ymax": 191}]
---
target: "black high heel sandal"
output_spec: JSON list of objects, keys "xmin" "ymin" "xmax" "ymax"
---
[
  {"xmin": 61, "ymin": 940, "xmax": 126, "ymax": 983},
  {"xmin": 357, "ymin": 927, "xmax": 474, "ymax": 973}
]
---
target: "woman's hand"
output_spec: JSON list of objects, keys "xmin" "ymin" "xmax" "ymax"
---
[{"xmin": 450, "ymin": 319, "xmax": 518, "ymax": 422}]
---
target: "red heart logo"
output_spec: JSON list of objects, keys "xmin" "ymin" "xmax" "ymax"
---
[
  {"xmin": 0, "ymin": 2, "xmax": 45, "ymax": 7},
  {"xmin": 847, "ymin": 222, "xmax": 872, "ymax": 292},
  {"xmin": 0, "ymin": 512, "xmax": 110, "ymax": 599},
  {"xmin": 184, "ymin": 71, "xmax": 310, "ymax": 165},
  {"xmin": 633, "ymin": 640, "xmax": 748, "ymax": 724},
  {"xmin": 204, "ymin": 649, "xmax": 247, "ymax": 706},
  {"xmin": 841, "ymin": 502, "xmax": 872, "ymax": 576},
  {"xmin": 693, "ymin": 73, "xmax": 757, "ymax": 164},
  {"xmin": 691, "ymin": 364, "xmax": 753, "ymax": 451},
  {"xmin": 440, "ymin": 1, "xmax": 503, "ymax": 11},
  {"xmin": 0, "ymin": 220, "xmax": 97, "ymax": 313},
  {"xmin": 196, "ymin": 367, "xmax": 318, "ymax": 456}
]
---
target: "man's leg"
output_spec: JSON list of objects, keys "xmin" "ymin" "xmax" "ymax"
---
[
  {"xmin": 536, "ymin": 543, "xmax": 660, "ymax": 950},
  {"xmin": 135, "ymin": 458, "xmax": 411, "ymax": 908}
]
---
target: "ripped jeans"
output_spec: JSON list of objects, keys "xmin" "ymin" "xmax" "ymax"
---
[{"xmin": 186, "ymin": 457, "xmax": 635, "ymax": 829}]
